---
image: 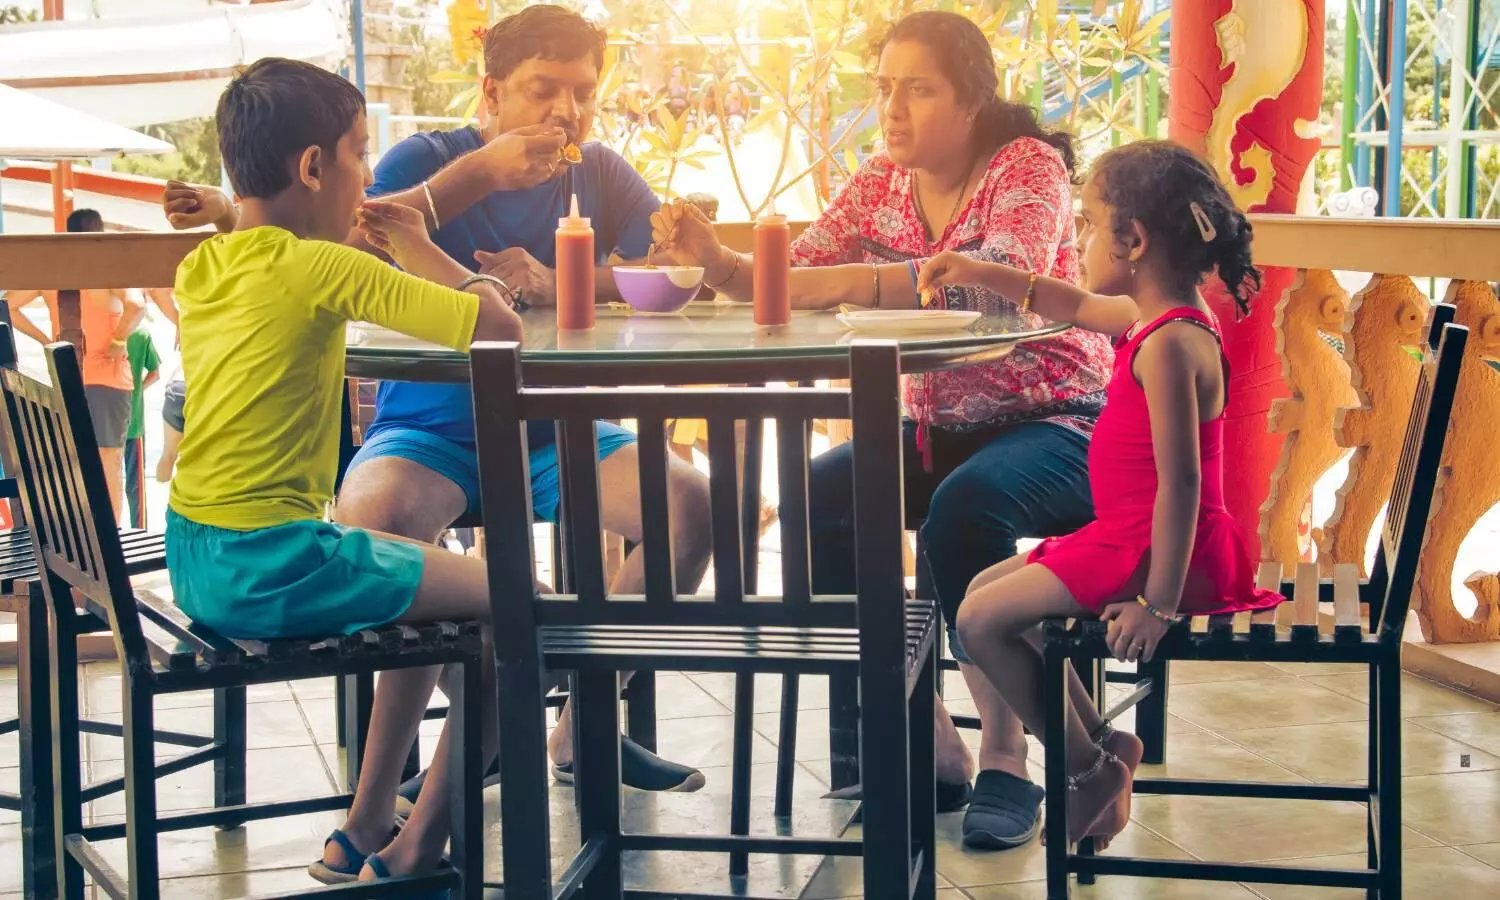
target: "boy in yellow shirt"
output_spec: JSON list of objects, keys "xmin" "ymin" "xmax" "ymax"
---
[{"xmin": 168, "ymin": 57, "xmax": 520, "ymax": 889}]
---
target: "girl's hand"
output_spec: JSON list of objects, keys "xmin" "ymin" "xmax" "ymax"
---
[
  {"xmin": 650, "ymin": 199, "xmax": 722, "ymax": 268},
  {"xmin": 916, "ymin": 251, "xmax": 986, "ymax": 294},
  {"xmin": 1099, "ymin": 601, "xmax": 1175, "ymax": 663},
  {"xmin": 357, "ymin": 199, "xmax": 435, "ymax": 270}
]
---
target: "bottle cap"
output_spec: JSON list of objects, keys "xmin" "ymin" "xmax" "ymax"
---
[{"xmin": 559, "ymin": 193, "xmax": 591, "ymax": 229}]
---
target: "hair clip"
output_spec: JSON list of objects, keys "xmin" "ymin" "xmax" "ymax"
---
[{"xmin": 1190, "ymin": 202, "xmax": 1217, "ymax": 243}]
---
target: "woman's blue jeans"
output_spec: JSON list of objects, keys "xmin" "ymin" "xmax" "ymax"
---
[{"xmin": 809, "ymin": 419, "xmax": 1095, "ymax": 663}]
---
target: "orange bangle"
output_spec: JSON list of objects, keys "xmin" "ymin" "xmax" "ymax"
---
[{"xmin": 1020, "ymin": 272, "xmax": 1037, "ymax": 313}]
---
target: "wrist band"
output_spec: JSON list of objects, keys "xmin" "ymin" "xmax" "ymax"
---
[
  {"xmin": 456, "ymin": 273, "xmax": 517, "ymax": 308},
  {"xmin": 1020, "ymin": 272, "xmax": 1037, "ymax": 314},
  {"xmin": 706, "ymin": 252, "xmax": 742, "ymax": 290},
  {"xmin": 1135, "ymin": 595, "xmax": 1181, "ymax": 624},
  {"xmin": 870, "ymin": 263, "xmax": 881, "ymax": 309},
  {"xmin": 421, "ymin": 180, "xmax": 440, "ymax": 231}
]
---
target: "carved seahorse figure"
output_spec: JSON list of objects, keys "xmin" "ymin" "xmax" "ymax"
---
[
  {"xmin": 1205, "ymin": 0, "xmax": 1312, "ymax": 210},
  {"xmin": 1314, "ymin": 275, "xmax": 1430, "ymax": 576},
  {"xmin": 1414, "ymin": 281, "xmax": 1500, "ymax": 643},
  {"xmin": 1258, "ymin": 269, "xmax": 1357, "ymax": 567}
]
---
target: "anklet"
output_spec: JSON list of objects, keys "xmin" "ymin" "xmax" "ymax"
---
[{"xmin": 1066, "ymin": 748, "xmax": 1120, "ymax": 790}]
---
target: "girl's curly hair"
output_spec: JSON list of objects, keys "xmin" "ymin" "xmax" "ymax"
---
[{"xmin": 1090, "ymin": 141, "xmax": 1262, "ymax": 316}]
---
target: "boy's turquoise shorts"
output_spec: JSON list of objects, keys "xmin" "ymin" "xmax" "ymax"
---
[{"xmin": 166, "ymin": 508, "xmax": 425, "ymax": 640}]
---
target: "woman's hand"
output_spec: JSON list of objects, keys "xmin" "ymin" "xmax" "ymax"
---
[
  {"xmin": 650, "ymin": 199, "xmax": 723, "ymax": 269},
  {"xmin": 916, "ymin": 251, "xmax": 989, "ymax": 295},
  {"xmin": 1099, "ymin": 600, "xmax": 1175, "ymax": 663},
  {"xmin": 164, "ymin": 181, "xmax": 236, "ymax": 232},
  {"xmin": 357, "ymin": 199, "xmax": 438, "ymax": 272}
]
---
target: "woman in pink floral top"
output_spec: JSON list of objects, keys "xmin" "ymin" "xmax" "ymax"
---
[{"xmin": 654, "ymin": 10, "xmax": 1112, "ymax": 851}]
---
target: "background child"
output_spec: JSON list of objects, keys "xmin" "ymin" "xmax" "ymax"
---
[
  {"xmin": 917, "ymin": 140, "xmax": 1283, "ymax": 849},
  {"xmin": 124, "ymin": 327, "xmax": 161, "ymax": 528}
]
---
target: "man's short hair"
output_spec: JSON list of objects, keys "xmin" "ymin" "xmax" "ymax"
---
[
  {"xmin": 216, "ymin": 58, "xmax": 365, "ymax": 199},
  {"xmin": 65, "ymin": 208, "xmax": 104, "ymax": 233},
  {"xmin": 483, "ymin": 4, "xmax": 606, "ymax": 82}
]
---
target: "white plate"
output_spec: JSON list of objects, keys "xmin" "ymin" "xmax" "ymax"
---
[{"xmin": 835, "ymin": 309, "xmax": 981, "ymax": 334}]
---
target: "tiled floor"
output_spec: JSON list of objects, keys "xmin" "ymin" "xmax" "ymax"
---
[{"xmin": 3, "ymin": 656, "xmax": 1500, "ymax": 899}]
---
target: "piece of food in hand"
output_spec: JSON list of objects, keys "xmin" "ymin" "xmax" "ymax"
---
[{"xmin": 562, "ymin": 143, "xmax": 583, "ymax": 165}]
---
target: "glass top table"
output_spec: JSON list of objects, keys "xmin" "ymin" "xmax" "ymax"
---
[{"xmin": 345, "ymin": 301, "xmax": 1070, "ymax": 383}]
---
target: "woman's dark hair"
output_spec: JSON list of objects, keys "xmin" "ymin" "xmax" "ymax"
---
[
  {"xmin": 1091, "ymin": 141, "xmax": 1261, "ymax": 315},
  {"xmin": 484, "ymin": 4, "xmax": 606, "ymax": 82},
  {"xmin": 875, "ymin": 11, "xmax": 1077, "ymax": 179},
  {"xmin": 216, "ymin": 58, "xmax": 365, "ymax": 199}
]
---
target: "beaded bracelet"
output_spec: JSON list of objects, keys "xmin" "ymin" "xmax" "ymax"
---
[{"xmin": 1136, "ymin": 595, "xmax": 1181, "ymax": 624}]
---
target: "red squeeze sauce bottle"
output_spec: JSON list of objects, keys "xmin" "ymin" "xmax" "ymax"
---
[
  {"xmin": 753, "ymin": 211, "xmax": 791, "ymax": 327},
  {"xmin": 556, "ymin": 194, "xmax": 595, "ymax": 331}
]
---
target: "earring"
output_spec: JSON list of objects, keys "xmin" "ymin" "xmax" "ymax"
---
[{"xmin": 1129, "ymin": 261, "xmax": 1137, "ymax": 277}]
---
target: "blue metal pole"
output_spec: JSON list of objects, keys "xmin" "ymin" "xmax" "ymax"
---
[
  {"xmin": 1355, "ymin": 0, "xmax": 1377, "ymax": 185},
  {"xmin": 1383, "ymin": 0, "xmax": 1408, "ymax": 216},
  {"xmin": 352, "ymin": 0, "xmax": 367, "ymax": 93}
]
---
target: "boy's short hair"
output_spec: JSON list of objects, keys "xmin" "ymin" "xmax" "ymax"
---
[
  {"xmin": 483, "ymin": 4, "xmax": 605, "ymax": 81},
  {"xmin": 216, "ymin": 58, "xmax": 365, "ymax": 200},
  {"xmin": 66, "ymin": 209, "xmax": 104, "ymax": 233}
]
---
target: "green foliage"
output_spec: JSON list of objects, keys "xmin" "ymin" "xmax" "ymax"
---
[
  {"xmin": 0, "ymin": 5, "xmax": 38, "ymax": 25},
  {"xmin": 112, "ymin": 119, "xmax": 222, "ymax": 188}
]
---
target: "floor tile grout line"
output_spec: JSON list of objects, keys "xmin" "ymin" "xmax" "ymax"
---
[
  {"xmin": 1400, "ymin": 711, "xmax": 1500, "ymax": 761},
  {"xmin": 1452, "ymin": 843, "xmax": 1500, "ymax": 872}
]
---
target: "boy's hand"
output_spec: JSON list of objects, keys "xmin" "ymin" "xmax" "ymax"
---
[
  {"xmin": 916, "ymin": 251, "xmax": 984, "ymax": 295},
  {"xmin": 474, "ymin": 248, "xmax": 556, "ymax": 307},
  {"xmin": 481, "ymin": 125, "xmax": 569, "ymax": 191},
  {"xmin": 164, "ymin": 181, "xmax": 235, "ymax": 231},
  {"xmin": 357, "ymin": 200, "xmax": 435, "ymax": 270}
]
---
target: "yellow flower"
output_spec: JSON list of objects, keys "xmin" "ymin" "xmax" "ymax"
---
[{"xmin": 448, "ymin": 0, "xmax": 488, "ymax": 67}]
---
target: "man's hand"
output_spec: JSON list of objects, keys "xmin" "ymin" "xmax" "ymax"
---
[
  {"xmin": 357, "ymin": 200, "xmax": 442, "ymax": 275},
  {"xmin": 480, "ymin": 125, "xmax": 570, "ymax": 192},
  {"xmin": 102, "ymin": 337, "xmax": 127, "ymax": 361},
  {"xmin": 163, "ymin": 181, "xmax": 236, "ymax": 232},
  {"xmin": 474, "ymin": 248, "xmax": 557, "ymax": 307}
]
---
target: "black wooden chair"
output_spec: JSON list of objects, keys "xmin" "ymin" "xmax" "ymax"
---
[
  {"xmin": 472, "ymin": 340, "xmax": 939, "ymax": 899},
  {"xmin": 0, "ymin": 341, "xmax": 487, "ymax": 900},
  {"xmin": 1039, "ymin": 310, "xmax": 1469, "ymax": 898}
]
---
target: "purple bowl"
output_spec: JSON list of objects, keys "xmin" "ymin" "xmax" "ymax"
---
[{"xmin": 613, "ymin": 266, "xmax": 704, "ymax": 313}]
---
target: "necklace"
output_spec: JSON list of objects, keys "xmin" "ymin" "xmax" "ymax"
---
[{"xmin": 912, "ymin": 157, "xmax": 979, "ymax": 245}]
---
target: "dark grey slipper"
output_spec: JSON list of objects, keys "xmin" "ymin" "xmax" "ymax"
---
[{"xmin": 962, "ymin": 769, "xmax": 1045, "ymax": 851}]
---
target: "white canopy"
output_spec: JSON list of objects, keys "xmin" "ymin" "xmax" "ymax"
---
[{"xmin": 0, "ymin": 83, "xmax": 173, "ymax": 159}]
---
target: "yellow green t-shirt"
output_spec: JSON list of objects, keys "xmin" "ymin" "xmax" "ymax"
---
[{"xmin": 169, "ymin": 227, "xmax": 479, "ymax": 530}]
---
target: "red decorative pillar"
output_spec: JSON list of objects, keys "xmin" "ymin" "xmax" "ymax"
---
[{"xmin": 1169, "ymin": 0, "xmax": 1325, "ymax": 561}]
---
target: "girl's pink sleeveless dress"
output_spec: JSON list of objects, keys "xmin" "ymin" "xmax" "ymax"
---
[{"xmin": 1027, "ymin": 307, "xmax": 1284, "ymax": 615}]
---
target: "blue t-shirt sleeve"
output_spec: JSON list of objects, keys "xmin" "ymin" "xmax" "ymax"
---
[
  {"xmin": 594, "ymin": 148, "xmax": 659, "ymax": 258},
  {"xmin": 369, "ymin": 134, "xmax": 447, "ymax": 198}
]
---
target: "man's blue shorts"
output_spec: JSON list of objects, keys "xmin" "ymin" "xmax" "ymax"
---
[{"xmin": 347, "ymin": 422, "xmax": 637, "ymax": 522}]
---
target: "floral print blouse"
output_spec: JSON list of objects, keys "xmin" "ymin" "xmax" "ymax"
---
[{"xmin": 789, "ymin": 137, "xmax": 1113, "ymax": 436}]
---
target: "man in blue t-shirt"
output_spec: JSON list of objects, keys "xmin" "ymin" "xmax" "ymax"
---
[{"xmin": 164, "ymin": 6, "xmax": 713, "ymax": 801}]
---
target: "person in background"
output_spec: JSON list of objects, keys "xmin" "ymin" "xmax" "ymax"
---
[{"xmin": 123, "ymin": 327, "xmax": 161, "ymax": 528}]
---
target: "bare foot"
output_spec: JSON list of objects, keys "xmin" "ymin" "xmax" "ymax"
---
[
  {"xmin": 1066, "ymin": 753, "xmax": 1131, "ymax": 845},
  {"xmin": 1088, "ymin": 730, "xmax": 1144, "ymax": 851}
]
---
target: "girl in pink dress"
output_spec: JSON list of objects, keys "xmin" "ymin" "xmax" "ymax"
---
[{"xmin": 918, "ymin": 140, "xmax": 1284, "ymax": 847}]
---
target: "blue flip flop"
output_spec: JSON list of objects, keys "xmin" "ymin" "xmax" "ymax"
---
[
  {"xmin": 362, "ymin": 853, "xmax": 455, "ymax": 900},
  {"xmin": 306, "ymin": 829, "xmax": 367, "ymax": 885}
]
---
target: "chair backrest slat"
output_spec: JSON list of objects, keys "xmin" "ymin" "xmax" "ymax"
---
[
  {"xmin": 1375, "ymin": 317, "xmax": 1467, "ymax": 642},
  {"xmin": 776, "ymin": 414, "xmax": 813, "ymax": 607},
  {"xmin": 558, "ymin": 416, "xmax": 607, "ymax": 607},
  {"xmin": 469, "ymin": 342, "xmax": 899, "ymax": 633},
  {"xmin": 706, "ymin": 415, "xmax": 744, "ymax": 604},
  {"xmin": 1, "ymin": 339, "xmax": 147, "ymax": 663},
  {"xmin": 632, "ymin": 415, "xmax": 676, "ymax": 606}
]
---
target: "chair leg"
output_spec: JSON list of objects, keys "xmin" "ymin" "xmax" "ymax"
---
[
  {"xmin": 1075, "ymin": 659, "xmax": 1107, "ymax": 886},
  {"xmin": 1367, "ymin": 662, "xmax": 1380, "ymax": 900},
  {"xmin": 212, "ymin": 686, "xmax": 247, "ymax": 827},
  {"xmin": 18, "ymin": 584, "xmax": 58, "ymax": 900},
  {"xmin": 46, "ymin": 600, "xmax": 84, "ymax": 900},
  {"xmin": 774, "ymin": 673, "xmax": 799, "ymax": 818},
  {"xmin": 498, "ymin": 663, "xmax": 555, "ymax": 899},
  {"xmin": 123, "ymin": 679, "xmax": 161, "ymax": 897},
  {"xmin": 728, "ymin": 672, "xmax": 756, "ymax": 877},
  {"xmin": 447, "ymin": 660, "xmax": 485, "ymax": 900},
  {"xmin": 859, "ymin": 659, "xmax": 913, "ymax": 896},
  {"xmin": 574, "ymin": 669, "xmax": 623, "ymax": 898},
  {"xmin": 334, "ymin": 673, "xmax": 347, "ymax": 748},
  {"xmin": 1042, "ymin": 643, "xmax": 1071, "ymax": 900},
  {"xmin": 1136, "ymin": 658, "xmax": 1170, "ymax": 765},
  {"xmin": 908, "ymin": 652, "xmax": 938, "ymax": 900},
  {"xmin": 341, "ymin": 672, "xmax": 374, "ymax": 791},
  {"xmin": 827, "ymin": 670, "xmax": 860, "ymax": 790},
  {"xmin": 624, "ymin": 670, "xmax": 657, "ymax": 753},
  {"xmin": 1375, "ymin": 660, "xmax": 1402, "ymax": 899}
]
